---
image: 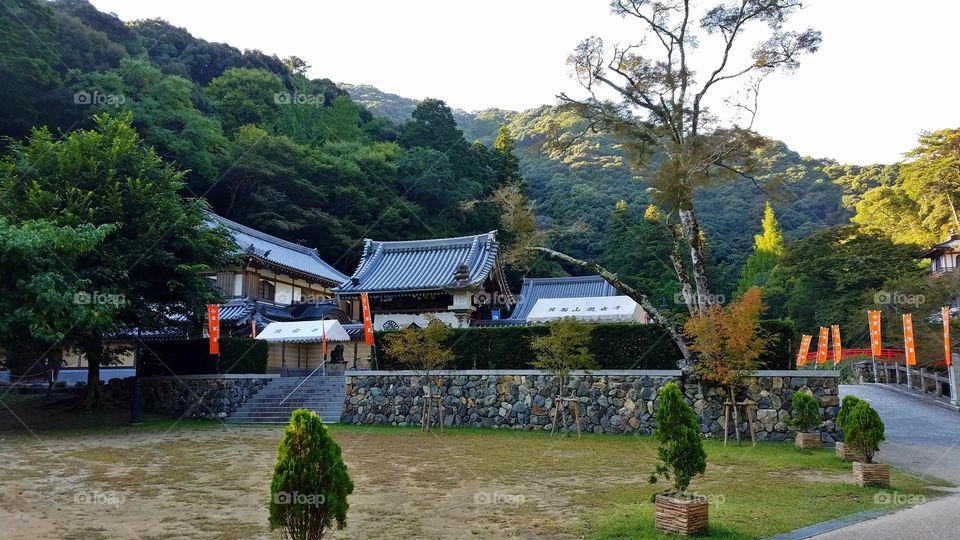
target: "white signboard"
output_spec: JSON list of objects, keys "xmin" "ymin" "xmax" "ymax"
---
[{"xmin": 526, "ymin": 296, "xmax": 648, "ymax": 324}]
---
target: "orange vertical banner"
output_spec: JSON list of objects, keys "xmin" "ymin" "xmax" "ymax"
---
[
  {"xmin": 903, "ymin": 313, "xmax": 917, "ymax": 366},
  {"xmin": 796, "ymin": 334, "xmax": 813, "ymax": 367},
  {"xmin": 943, "ymin": 307, "xmax": 952, "ymax": 366},
  {"xmin": 360, "ymin": 292, "xmax": 374, "ymax": 346},
  {"xmin": 206, "ymin": 304, "xmax": 220, "ymax": 355},
  {"xmin": 251, "ymin": 319, "xmax": 257, "ymax": 338},
  {"xmin": 831, "ymin": 324, "xmax": 842, "ymax": 365},
  {"xmin": 868, "ymin": 310, "xmax": 882, "ymax": 357},
  {"xmin": 815, "ymin": 327, "xmax": 830, "ymax": 364},
  {"xmin": 321, "ymin": 319, "xmax": 328, "ymax": 357}
]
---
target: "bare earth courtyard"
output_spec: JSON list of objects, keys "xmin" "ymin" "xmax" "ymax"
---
[{"xmin": 0, "ymin": 396, "xmax": 949, "ymax": 540}]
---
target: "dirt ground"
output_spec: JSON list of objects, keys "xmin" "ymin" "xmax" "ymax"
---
[
  {"xmin": 0, "ymin": 394, "xmax": 948, "ymax": 539},
  {"xmin": 0, "ymin": 418, "xmax": 610, "ymax": 540}
]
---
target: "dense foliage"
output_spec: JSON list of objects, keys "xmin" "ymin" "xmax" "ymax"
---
[
  {"xmin": 270, "ymin": 409, "xmax": 354, "ymax": 539},
  {"xmin": 0, "ymin": 0, "xmax": 520, "ymax": 275},
  {"xmin": 843, "ymin": 401, "xmax": 886, "ymax": 463},
  {"xmin": 650, "ymin": 382, "xmax": 707, "ymax": 494},
  {"xmin": 139, "ymin": 338, "xmax": 268, "ymax": 375},
  {"xmin": 835, "ymin": 395, "xmax": 863, "ymax": 434},
  {"xmin": 374, "ymin": 324, "xmax": 683, "ymax": 370},
  {"xmin": 789, "ymin": 392, "xmax": 822, "ymax": 433}
]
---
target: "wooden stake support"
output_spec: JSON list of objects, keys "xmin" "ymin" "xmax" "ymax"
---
[{"xmin": 722, "ymin": 401, "xmax": 756, "ymax": 447}]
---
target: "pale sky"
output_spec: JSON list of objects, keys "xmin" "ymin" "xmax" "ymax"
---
[{"xmin": 90, "ymin": 0, "xmax": 960, "ymax": 165}]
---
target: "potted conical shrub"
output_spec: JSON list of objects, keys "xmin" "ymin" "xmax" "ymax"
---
[
  {"xmin": 835, "ymin": 395, "xmax": 865, "ymax": 461},
  {"xmin": 845, "ymin": 401, "xmax": 889, "ymax": 487},
  {"xmin": 649, "ymin": 382, "xmax": 708, "ymax": 536},
  {"xmin": 790, "ymin": 391, "xmax": 822, "ymax": 450}
]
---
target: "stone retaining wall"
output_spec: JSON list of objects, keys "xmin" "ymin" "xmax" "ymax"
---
[
  {"xmin": 343, "ymin": 370, "xmax": 842, "ymax": 442},
  {"xmin": 105, "ymin": 375, "xmax": 276, "ymax": 419}
]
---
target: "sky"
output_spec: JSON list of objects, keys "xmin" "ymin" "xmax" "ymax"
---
[{"xmin": 89, "ymin": 0, "xmax": 960, "ymax": 165}]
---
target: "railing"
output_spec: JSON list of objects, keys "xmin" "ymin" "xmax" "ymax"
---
[
  {"xmin": 279, "ymin": 359, "xmax": 326, "ymax": 405},
  {"xmin": 876, "ymin": 362, "xmax": 956, "ymax": 402}
]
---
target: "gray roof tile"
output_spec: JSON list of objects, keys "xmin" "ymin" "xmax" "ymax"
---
[
  {"xmin": 212, "ymin": 214, "xmax": 348, "ymax": 286},
  {"xmin": 334, "ymin": 232, "xmax": 500, "ymax": 294},
  {"xmin": 509, "ymin": 275, "xmax": 617, "ymax": 321}
]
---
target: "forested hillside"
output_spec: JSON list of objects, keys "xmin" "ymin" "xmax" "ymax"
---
[
  {"xmin": 344, "ymin": 85, "xmax": 852, "ymax": 297},
  {"xmin": 0, "ymin": 0, "xmax": 517, "ymax": 274}
]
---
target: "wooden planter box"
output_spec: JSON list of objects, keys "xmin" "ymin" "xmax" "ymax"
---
[
  {"xmin": 795, "ymin": 431, "xmax": 821, "ymax": 450},
  {"xmin": 836, "ymin": 442, "xmax": 866, "ymax": 462},
  {"xmin": 654, "ymin": 493, "xmax": 709, "ymax": 536},
  {"xmin": 853, "ymin": 462, "xmax": 890, "ymax": 487}
]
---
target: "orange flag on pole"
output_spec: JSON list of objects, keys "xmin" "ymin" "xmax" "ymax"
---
[
  {"xmin": 943, "ymin": 307, "xmax": 952, "ymax": 366},
  {"xmin": 831, "ymin": 324, "xmax": 842, "ymax": 365},
  {"xmin": 360, "ymin": 292, "xmax": 374, "ymax": 346},
  {"xmin": 206, "ymin": 304, "xmax": 220, "ymax": 355},
  {"xmin": 868, "ymin": 310, "xmax": 882, "ymax": 357},
  {"xmin": 797, "ymin": 334, "xmax": 813, "ymax": 367},
  {"xmin": 321, "ymin": 319, "xmax": 328, "ymax": 358},
  {"xmin": 815, "ymin": 327, "xmax": 830, "ymax": 364},
  {"xmin": 903, "ymin": 313, "xmax": 917, "ymax": 366}
]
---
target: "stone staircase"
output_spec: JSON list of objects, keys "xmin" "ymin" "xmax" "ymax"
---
[{"xmin": 226, "ymin": 375, "xmax": 345, "ymax": 424}]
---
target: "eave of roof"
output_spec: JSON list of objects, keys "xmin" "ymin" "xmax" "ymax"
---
[
  {"xmin": 210, "ymin": 214, "xmax": 348, "ymax": 286},
  {"xmin": 509, "ymin": 275, "xmax": 617, "ymax": 321}
]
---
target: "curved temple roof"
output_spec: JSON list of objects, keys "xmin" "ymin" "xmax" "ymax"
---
[
  {"xmin": 334, "ymin": 232, "xmax": 502, "ymax": 295},
  {"xmin": 211, "ymin": 214, "xmax": 348, "ymax": 286},
  {"xmin": 509, "ymin": 275, "xmax": 617, "ymax": 321}
]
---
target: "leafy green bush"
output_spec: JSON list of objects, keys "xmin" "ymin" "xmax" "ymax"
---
[
  {"xmin": 844, "ymin": 401, "xmax": 886, "ymax": 463},
  {"xmin": 269, "ymin": 409, "xmax": 354, "ymax": 539},
  {"xmin": 757, "ymin": 319, "xmax": 795, "ymax": 369},
  {"xmin": 789, "ymin": 392, "xmax": 822, "ymax": 433},
  {"xmin": 649, "ymin": 382, "xmax": 706, "ymax": 494},
  {"xmin": 140, "ymin": 337, "xmax": 267, "ymax": 375},
  {"xmin": 835, "ymin": 395, "xmax": 863, "ymax": 433},
  {"xmin": 374, "ymin": 323, "xmax": 683, "ymax": 370}
]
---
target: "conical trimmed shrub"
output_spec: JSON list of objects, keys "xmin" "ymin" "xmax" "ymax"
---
[
  {"xmin": 269, "ymin": 409, "xmax": 354, "ymax": 540},
  {"xmin": 649, "ymin": 382, "xmax": 706, "ymax": 494}
]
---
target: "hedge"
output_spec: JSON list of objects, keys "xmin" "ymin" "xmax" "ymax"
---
[
  {"xmin": 140, "ymin": 337, "xmax": 268, "ymax": 375},
  {"xmin": 374, "ymin": 323, "xmax": 683, "ymax": 370},
  {"xmin": 373, "ymin": 319, "xmax": 795, "ymax": 371}
]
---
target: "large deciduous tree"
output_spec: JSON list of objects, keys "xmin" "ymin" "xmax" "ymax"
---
[
  {"xmin": 535, "ymin": 1, "xmax": 820, "ymax": 365},
  {"xmin": 0, "ymin": 113, "xmax": 234, "ymax": 406}
]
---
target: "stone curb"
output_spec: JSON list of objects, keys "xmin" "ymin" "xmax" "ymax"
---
[
  {"xmin": 763, "ymin": 509, "xmax": 897, "ymax": 540},
  {"xmin": 867, "ymin": 383, "xmax": 960, "ymax": 412}
]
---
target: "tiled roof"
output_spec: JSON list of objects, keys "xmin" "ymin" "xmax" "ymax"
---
[
  {"xmin": 334, "ymin": 232, "xmax": 502, "ymax": 294},
  {"xmin": 919, "ymin": 235, "xmax": 960, "ymax": 258},
  {"xmin": 211, "ymin": 214, "xmax": 348, "ymax": 286},
  {"xmin": 509, "ymin": 275, "xmax": 617, "ymax": 321}
]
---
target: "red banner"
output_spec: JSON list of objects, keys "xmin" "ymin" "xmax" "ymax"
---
[
  {"xmin": 322, "ymin": 319, "xmax": 328, "ymax": 358},
  {"xmin": 815, "ymin": 327, "xmax": 829, "ymax": 364},
  {"xmin": 903, "ymin": 313, "xmax": 917, "ymax": 366},
  {"xmin": 796, "ymin": 334, "xmax": 813, "ymax": 367},
  {"xmin": 943, "ymin": 307, "xmax": 952, "ymax": 366},
  {"xmin": 360, "ymin": 292, "xmax": 374, "ymax": 346},
  {"xmin": 868, "ymin": 310, "xmax": 882, "ymax": 357},
  {"xmin": 831, "ymin": 324, "xmax": 842, "ymax": 365},
  {"xmin": 207, "ymin": 304, "xmax": 220, "ymax": 355}
]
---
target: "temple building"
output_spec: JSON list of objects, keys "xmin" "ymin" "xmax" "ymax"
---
[
  {"xmin": 920, "ymin": 230, "xmax": 960, "ymax": 275},
  {"xmin": 334, "ymin": 232, "xmax": 514, "ymax": 329}
]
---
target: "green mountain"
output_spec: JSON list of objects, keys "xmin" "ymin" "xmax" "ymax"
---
[{"xmin": 341, "ymin": 84, "xmax": 852, "ymax": 294}]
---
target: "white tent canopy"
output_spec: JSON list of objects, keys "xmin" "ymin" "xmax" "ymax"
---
[
  {"xmin": 255, "ymin": 320, "xmax": 351, "ymax": 343},
  {"xmin": 526, "ymin": 296, "xmax": 648, "ymax": 324}
]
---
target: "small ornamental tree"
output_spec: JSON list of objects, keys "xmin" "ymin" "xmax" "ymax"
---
[
  {"xmin": 789, "ymin": 392, "xmax": 822, "ymax": 433},
  {"xmin": 649, "ymin": 382, "xmax": 707, "ymax": 495},
  {"xmin": 844, "ymin": 401, "xmax": 886, "ymax": 463},
  {"xmin": 835, "ymin": 395, "xmax": 863, "ymax": 433},
  {"xmin": 269, "ymin": 409, "xmax": 353, "ymax": 540},
  {"xmin": 685, "ymin": 288, "xmax": 770, "ymax": 402},
  {"xmin": 530, "ymin": 318, "xmax": 597, "ymax": 435},
  {"xmin": 382, "ymin": 319, "xmax": 454, "ymax": 431}
]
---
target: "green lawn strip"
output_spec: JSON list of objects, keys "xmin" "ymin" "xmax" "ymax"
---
[{"xmin": 581, "ymin": 442, "xmax": 947, "ymax": 539}]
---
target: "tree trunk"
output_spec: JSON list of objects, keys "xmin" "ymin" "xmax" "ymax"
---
[
  {"xmin": 679, "ymin": 208, "xmax": 711, "ymax": 314},
  {"xmin": 534, "ymin": 247, "xmax": 693, "ymax": 369},
  {"xmin": 669, "ymin": 246, "xmax": 697, "ymax": 316},
  {"xmin": 423, "ymin": 381, "xmax": 432, "ymax": 433},
  {"xmin": 82, "ymin": 358, "xmax": 103, "ymax": 409}
]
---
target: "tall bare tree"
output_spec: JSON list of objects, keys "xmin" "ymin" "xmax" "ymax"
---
[{"xmin": 551, "ymin": 1, "xmax": 820, "ymax": 319}]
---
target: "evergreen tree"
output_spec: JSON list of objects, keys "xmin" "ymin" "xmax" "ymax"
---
[{"xmin": 736, "ymin": 202, "xmax": 784, "ymax": 295}]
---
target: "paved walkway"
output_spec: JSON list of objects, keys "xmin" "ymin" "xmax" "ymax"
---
[{"xmin": 809, "ymin": 384, "xmax": 960, "ymax": 539}]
